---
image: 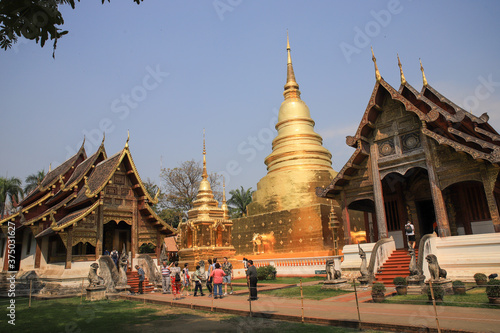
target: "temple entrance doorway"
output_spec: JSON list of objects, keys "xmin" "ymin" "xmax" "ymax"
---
[
  {"xmin": 103, "ymin": 220, "xmax": 131, "ymax": 255},
  {"xmin": 382, "ymin": 167, "xmax": 433, "ymax": 249},
  {"xmin": 415, "ymin": 199, "xmax": 435, "ymax": 236},
  {"xmin": 445, "ymin": 181, "xmax": 493, "ymax": 235},
  {"xmin": 347, "ymin": 199, "xmax": 376, "ymax": 243}
]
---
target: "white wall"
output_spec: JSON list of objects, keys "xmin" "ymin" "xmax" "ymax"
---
[{"xmin": 421, "ymin": 233, "xmax": 500, "ymax": 281}]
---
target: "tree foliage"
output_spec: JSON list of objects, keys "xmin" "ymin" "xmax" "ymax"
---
[
  {"xmin": 0, "ymin": 0, "xmax": 143, "ymax": 56},
  {"xmin": 0, "ymin": 176, "xmax": 24, "ymax": 219},
  {"xmin": 24, "ymin": 169, "xmax": 46, "ymax": 195},
  {"xmin": 159, "ymin": 159, "xmax": 222, "ymax": 223},
  {"xmin": 227, "ymin": 186, "xmax": 253, "ymax": 218}
]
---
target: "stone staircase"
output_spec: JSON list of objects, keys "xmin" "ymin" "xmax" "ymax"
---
[
  {"xmin": 126, "ymin": 270, "xmax": 155, "ymax": 294},
  {"xmin": 374, "ymin": 249, "xmax": 417, "ymax": 286}
]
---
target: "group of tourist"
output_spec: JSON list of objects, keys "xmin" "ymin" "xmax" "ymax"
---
[
  {"xmin": 138, "ymin": 256, "xmax": 258, "ymax": 301},
  {"xmin": 135, "ymin": 256, "xmax": 258, "ymax": 301}
]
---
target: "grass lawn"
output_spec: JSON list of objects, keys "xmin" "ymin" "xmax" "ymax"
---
[
  {"xmin": 232, "ymin": 276, "xmax": 325, "ymax": 285},
  {"xmin": 260, "ymin": 285, "xmax": 351, "ymax": 300},
  {"xmin": 384, "ymin": 287, "xmax": 499, "ymax": 309},
  {"xmin": 0, "ymin": 297, "xmax": 384, "ymax": 333}
]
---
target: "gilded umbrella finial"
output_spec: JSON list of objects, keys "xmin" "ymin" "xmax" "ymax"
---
[
  {"xmin": 202, "ymin": 129, "xmax": 207, "ymax": 180},
  {"xmin": 371, "ymin": 46, "xmax": 381, "ymax": 82},
  {"xmin": 284, "ymin": 31, "xmax": 301, "ymax": 100},
  {"xmin": 397, "ymin": 53, "xmax": 406, "ymax": 85},
  {"xmin": 420, "ymin": 58, "xmax": 428, "ymax": 87}
]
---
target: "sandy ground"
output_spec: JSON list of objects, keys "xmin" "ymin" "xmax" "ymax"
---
[{"xmin": 123, "ymin": 304, "xmax": 282, "ymax": 333}]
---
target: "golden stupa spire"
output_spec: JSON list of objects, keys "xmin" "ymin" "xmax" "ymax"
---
[
  {"xmin": 283, "ymin": 31, "xmax": 301, "ymax": 100},
  {"xmin": 420, "ymin": 58, "xmax": 428, "ymax": 87},
  {"xmin": 371, "ymin": 46, "xmax": 381, "ymax": 82},
  {"xmin": 202, "ymin": 129, "xmax": 208, "ymax": 180},
  {"xmin": 397, "ymin": 53, "xmax": 406, "ymax": 85},
  {"xmin": 223, "ymin": 176, "xmax": 228, "ymax": 204}
]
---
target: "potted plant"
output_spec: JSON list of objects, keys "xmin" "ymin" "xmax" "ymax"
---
[
  {"xmin": 427, "ymin": 284, "xmax": 445, "ymax": 303},
  {"xmin": 452, "ymin": 280, "xmax": 466, "ymax": 295},
  {"xmin": 474, "ymin": 273, "xmax": 487, "ymax": 287},
  {"xmin": 486, "ymin": 279, "xmax": 500, "ymax": 305},
  {"xmin": 371, "ymin": 282, "xmax": 386, "ymax": 303},
  {"xmin": 393, "ymin": 277, "xmax": 407, "ymax": 295}
]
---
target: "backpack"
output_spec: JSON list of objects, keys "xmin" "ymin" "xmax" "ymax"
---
[
  {"xmin": 405, "ymin": 224, "xmax": 413, "ymax": 234},
  {"xmin": 175, "ymin": 272, "xmax": 181, "ymax": 282}
]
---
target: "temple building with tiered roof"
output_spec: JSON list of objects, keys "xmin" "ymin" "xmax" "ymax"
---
[
  {"xmin": 0, "ymin": 135, "xmax": 175, "ymax": 280},
  {"xmin": 317, "ymin": 49, "xmax": 500, "ymax": 249}
]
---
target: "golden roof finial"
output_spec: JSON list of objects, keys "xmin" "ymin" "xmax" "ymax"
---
[
  {"xmin": 397, "ymin": 53, "xmax": 406, "ymax": 85},
  {"xmin": 420, "ymin": 58, "xmax": 428, "ymax": 87},
  {"xmin": 101, "ymin": 132, "xmax": 105, "ymax": 146},
  {"xmin": 283, "ymin": 30, "xmax": 301, "ymax": 100},
  {"xmin": 49, "ymin": 163, "xmax": 52, "ymax": 172},
  {"xmin": 125, "ymin": 130, "xmax": 130, "ymax": 148},
  {"xmin": 222, "ymin": 176, "xmax": 226, "ymax": 204},
  {"xmin": 202, "ymin": 129, "xmax": 208, "ymax": 180},
  {"xmin": 371, "ymin": 46, "xmax": 381, "ymax": 82}
]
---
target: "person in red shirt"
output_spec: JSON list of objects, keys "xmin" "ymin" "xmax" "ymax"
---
[{"xmin": 209, "ymin": 263, "xmax": 226, "ymax": 299}]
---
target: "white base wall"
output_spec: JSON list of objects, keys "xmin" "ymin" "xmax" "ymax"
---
[{"xmin": 421, "ymin": 233, "xmax": 500, "ymax": 281}]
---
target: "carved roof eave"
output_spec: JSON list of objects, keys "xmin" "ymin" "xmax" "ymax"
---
[
  {"xmin": 0, "ymin": 192, "xmax": 53, "ymax": 225},
  {"xmin": 400, "ymin": 83, "xmax": 464, "ymax": 124},
  {"xmin": 143, "ymin": 204, "xmax": 177, "ymax": 234},
  {"xmin": 352, "ymin": 79, "xmax": 439, "ymax": 148},
  {"xmin": 35, "ymin": 200, "xmax": 101, "ymax": 239},
  {"xmin": 82, "ymin": 148, "xmax": 156, "ymax": 203},
  {"xmin": 422, "ymin": 84, "xmax": 489, "ymax": 125},
  {"xmin": 422, "ymin": 128, "xmax": 500, "ymax": 164},
  {"xmin": 21, "ymin": 145, "xmax": 86, "ymax": 206},
  {"xmin": 22, "ymin": 193, "xmax": 78, "ymax": 226},
  {"xmin": 316, "ymin": 140, "xmax": 369, "ymax": 198},
  {"xmin": 54, "ymin": 200, "xmax": 101, "ymax": 232},
  {"xmin": 63, "ymin": 145, "xmax": 107, "ymax": 193}
]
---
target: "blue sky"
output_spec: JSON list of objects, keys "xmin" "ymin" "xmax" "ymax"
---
[{"xmin": 1, "ymin": 0, "xmax": 500, "ymax": 194}]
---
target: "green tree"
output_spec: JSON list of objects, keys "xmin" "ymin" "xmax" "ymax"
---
[
  {"xmin": 24, "ymin": 169, "xmax": 46, "ymax": 195},
  {"xmin": 227, "ymin": 186, "xmax": 254, "ymax": 218},
  {"xmin": 0, "ymin": 0, "xmax": 143, "ymax": 56},
  {"xmin": 0, "ymin": 176, "xmax": 24, "ymax": 219}
]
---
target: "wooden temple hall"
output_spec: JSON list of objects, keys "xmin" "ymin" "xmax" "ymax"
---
[
  {"xmin": 0, "ymin": 135, "xmax": 175, "ymax": 273},
  {"xmin": 317, "ymin": 50, "xmax": 500, "ymax": 249}
]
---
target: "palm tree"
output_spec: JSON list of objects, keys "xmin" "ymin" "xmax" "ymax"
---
[
  {"xmin": 227, "ymin": 186, "xmax": 254, "ymax": 218},
  {"xmin": 0, "ymin": 176, "xmax": 24, "ymax": 219},
  {"xmin": 24, "ymin": 169, "xmax": 46, "ymax": 195}
]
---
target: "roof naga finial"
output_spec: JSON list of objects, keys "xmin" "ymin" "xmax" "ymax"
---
[
  {"xmin": 397, "ymin": 53, "xmax": 406, "ymax": 85},
  {"xmin": 420, "ymin": 58, "xmax": 428, "ymax": 87},
  {"xmin": 371, "ymin": 46, "xmax": 382, "ymax": 82},
  {"xmin": 125, "ymin": 130, "xmax": 130, "ymax": 148}
]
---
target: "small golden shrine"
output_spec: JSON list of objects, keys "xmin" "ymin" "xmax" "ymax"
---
[{"xmin": 177, "ymin": 133, "xmax": 235, "ymax": 264}]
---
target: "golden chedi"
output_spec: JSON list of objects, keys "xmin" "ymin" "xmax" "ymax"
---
[
  {"xmin": 247, "ymin": 35, "xmax": 337, "ymax": 216},
  {"xmin": 233, "ymin": 35, "xmax": 340, "ymax": 257}
]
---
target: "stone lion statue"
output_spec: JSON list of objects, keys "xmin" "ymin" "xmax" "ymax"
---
[
  {"xmin": 88, "ymin": 263, "xmax": 105, "ymax": 287},
  {"xmin": 425, "ymin": 254, "xmax": 447, "ymax": 280},
  {"xmin": 252, "ymin": 233, "xmax": 275, "ymax": 254},
  {"xmin": 325, "ymin": 259, "xmax": 341, "ymax": 280}
]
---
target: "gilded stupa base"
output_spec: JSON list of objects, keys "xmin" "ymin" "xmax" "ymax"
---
[{"xmin": 232, "ymin": 203, "xmax": 344, "ymax": 257}]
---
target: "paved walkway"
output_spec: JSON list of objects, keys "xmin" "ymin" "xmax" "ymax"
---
[{"xmin": 121, "ymin": 289, "xmax": 499, "ymax": 333}]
